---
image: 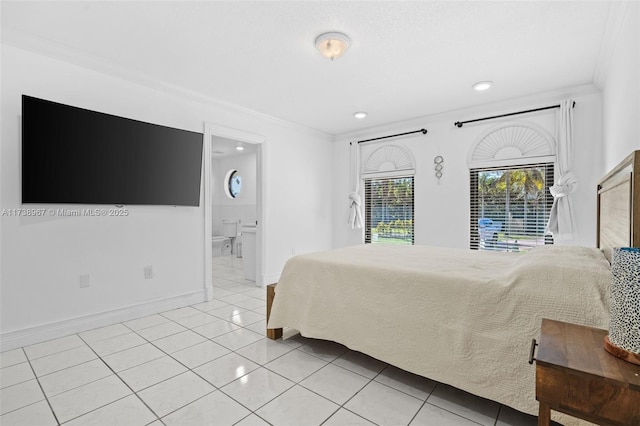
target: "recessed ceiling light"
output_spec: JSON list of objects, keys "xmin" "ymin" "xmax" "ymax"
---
[
  {"xmin": 235, "ymin": 146, "xmax": 245, "ymax": 151},
  {"xmin": 472, "ymin": 81, "xmax": 493, "ymax": 91},
  {"xmin": 354, "ymin": 111, "xmax": 368, "ymax": 119}
]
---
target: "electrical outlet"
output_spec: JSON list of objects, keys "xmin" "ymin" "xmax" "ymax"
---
[
  {"xmin": 79, "ymin": 274, "xmax": 91, "ymax": 288},
  {"xmin": 144, "ymin": 265, "xmax": 154, "ymax": 279}
]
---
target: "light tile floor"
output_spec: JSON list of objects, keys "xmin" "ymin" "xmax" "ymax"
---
[{"xmin": 0, "ymin": 255, "xmax": 545, "ymax": 426}]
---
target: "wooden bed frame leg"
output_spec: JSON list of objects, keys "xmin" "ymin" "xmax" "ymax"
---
[
  {"xmin": 537, "ymin": 402, "xmax": 551, "ymax": 426},
  {"xmin": 266, "ymin": 283, "xmax": 283, "ymax": 340}
]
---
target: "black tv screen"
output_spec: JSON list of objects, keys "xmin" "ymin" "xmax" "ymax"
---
[{"xmin": 22, "ymin": 95, "xmax": 203, "ymax": 206}]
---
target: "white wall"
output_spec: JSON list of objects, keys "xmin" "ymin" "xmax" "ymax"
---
[
  {"xmin": 333, "ymin": 88, "xmax": 604, "ymax": 249},
  {"xmin": 601, "ymin": 1, "xmax": 640, "ymax": 170},
  {"xmin": 212, "ymin": 151, "xmax": 257, "ymax": 235},
  {"xmin": 0, "ymin": 45, "xmax": 333, "ymax": 348}
]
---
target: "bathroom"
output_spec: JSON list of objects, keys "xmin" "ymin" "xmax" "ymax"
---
[{"xmin": 210, "ymin": 136, "xmax": 258, "ymax": 282}]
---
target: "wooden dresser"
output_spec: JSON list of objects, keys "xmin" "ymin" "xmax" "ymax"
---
[{"xmin": 534, "ymin": 319, "xmax": 640, "ymax": 426}]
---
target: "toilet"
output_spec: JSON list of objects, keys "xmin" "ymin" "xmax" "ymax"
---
[
  {"xmin": 212, "ymin": 220, "xmax": 237, "ymax": 257},
  {"xmin": 211, "ymin": 236, "xmax": 231, "ymax": 256}
]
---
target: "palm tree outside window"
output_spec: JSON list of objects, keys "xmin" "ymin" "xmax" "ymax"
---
[
  {"xmin": 470, "ymin": 163, "xmax": 554, "ymax": 251},
  {"xmin": 364, "ymin": 176, "xmax": 414, "ymax": 245}
]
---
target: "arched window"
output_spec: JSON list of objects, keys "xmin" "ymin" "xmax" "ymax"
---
[
  {"xmin": 361, "ymin": 144, "xmax": 415, "ymax": 245},
  {"xmin": 468, "ymin": 122, "xmax": 556, "ymax": 251}
]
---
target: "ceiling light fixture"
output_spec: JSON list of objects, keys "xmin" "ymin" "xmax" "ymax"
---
[
  {"xmin": 472, "ymin": 81, "xmax": 493, "ymax": 91},
  {"xmin": 354, "ymin": 112, "xmax": 368, "ymax": 119},
  {"xmin": 235, "ymin": 146, "xmax": 245, "ymax": 151},
  {"xmin": 315, "ymin": 32, "xmax": 350, "ymax": 61}
]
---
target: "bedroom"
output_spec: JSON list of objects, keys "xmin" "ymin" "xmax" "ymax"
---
[{"xmin": 1, "ymin": 1, "xmax": 639, "ymax": 425}]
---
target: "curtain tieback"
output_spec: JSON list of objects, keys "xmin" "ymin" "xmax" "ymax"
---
[
  {"xmin": 349, "ymin": 192, "xmax": 361, "ymax": 206},
  {"xmin": 348, "ymin": 192, "xmax": 364, "ymax": 229},
  {"xmin": 550, "ymin": 172, "xmax": 578, "ymax": 198}
]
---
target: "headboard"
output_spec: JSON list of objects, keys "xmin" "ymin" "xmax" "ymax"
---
[{"xmin": 597, "ymin": 150, "xmax": 640, "ymax": 262}]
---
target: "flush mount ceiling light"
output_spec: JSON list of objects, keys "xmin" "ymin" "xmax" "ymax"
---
[
  {"xmin": 315, "ymin": 32, "xmax": 350, "ymax": 61},
  {"xmin": 235, "ymin": 146, "xmax": 245, "ymax": 151},
  {"xmin": 354, "ymin": 111, "xmax": 368, "ymax": 119},
  {"xmin": 472, "ymin": 81, "xmax": 493, "ymax": 91}
]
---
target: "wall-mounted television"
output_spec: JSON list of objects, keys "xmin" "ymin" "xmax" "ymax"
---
[{"xmin": 22, "ymin": 95, "xmax": 203, "ymax": 206}]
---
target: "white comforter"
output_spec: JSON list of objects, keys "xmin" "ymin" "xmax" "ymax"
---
[{"xmin": 268, "ymin": 244, "xmax": 611, "ymax": 425}]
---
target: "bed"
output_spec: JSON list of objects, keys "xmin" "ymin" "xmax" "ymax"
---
[{"xmin": 266, "ymin": 150, "xmax": 639, "ymax": 425}]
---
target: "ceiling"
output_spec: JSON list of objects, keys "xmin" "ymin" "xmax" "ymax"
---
[
  {"xmin": 211, "ymin": 136, "xmax": 258, "ymax": 159},
  {"xmin": 1, "ymin": 1, "xmax": 613, "ymax": 135}
]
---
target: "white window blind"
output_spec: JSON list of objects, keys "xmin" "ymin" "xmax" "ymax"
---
[
  {"xmin": 364, "ymin": 176, "xmax": 414, "ymax": 245},
  {"xmin": 470, "ymin": 163, "xmax": 554, "ymax": 251}
]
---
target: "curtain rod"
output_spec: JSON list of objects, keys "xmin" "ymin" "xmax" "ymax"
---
[
  {"xmin": 454, "ymin": 101, "xmax": 576, "ymax": 128},
  {"xmin": 350, "ymin": 128, "xmax": 427, "ymax": 145}
]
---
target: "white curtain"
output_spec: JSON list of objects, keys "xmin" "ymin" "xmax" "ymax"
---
[
  {"xmin": 546, "ymin": 99, "xmax": 577, "ymax": 239},
  {"xmin": 348, "ymin": 142, "xmax": 364, "ymax": 229}
]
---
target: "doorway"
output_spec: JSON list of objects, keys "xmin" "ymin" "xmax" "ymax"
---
[{"xmin": 203, "ymin": 123, "xmax": 265, "ymax": 300}]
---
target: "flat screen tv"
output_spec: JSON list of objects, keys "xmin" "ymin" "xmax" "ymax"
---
[{"xmin": 22, "ymin": 95, "xmax": 203, "ymax": 206}]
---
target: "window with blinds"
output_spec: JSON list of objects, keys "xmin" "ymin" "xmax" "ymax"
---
[
  {"xmin": 470, "ymin": 163, "xmax": 554, "ymax": 252},
  {"xmin": 364, "ymin": 176, "xmax": 414, "ymax": 245}
]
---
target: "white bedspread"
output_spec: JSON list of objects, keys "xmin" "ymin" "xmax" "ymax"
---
[{"xmin": 268, "ymin": 244, "xmax": 611, "ymax": 425}]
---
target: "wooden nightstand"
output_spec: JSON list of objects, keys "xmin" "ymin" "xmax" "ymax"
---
[{"xmin": 534, "ymin": 319, "xmax": 640, "ymax": 426}]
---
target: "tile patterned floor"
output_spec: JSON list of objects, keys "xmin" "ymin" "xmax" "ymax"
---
[{"xmin": 0, "ymin": 255, "xmax": 542, "ymax": 425}]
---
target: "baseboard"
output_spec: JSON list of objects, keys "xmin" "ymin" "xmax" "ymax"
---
[
  {"xmin": 204, "ymin": 285, "xmax": 214, "ymax": 301},
  {"xmin": 0, "ymin": 290, "xmax": 207, "ymax": 351}
]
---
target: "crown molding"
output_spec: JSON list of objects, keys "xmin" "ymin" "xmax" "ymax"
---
[
  {"xmin": 593, "ymin": 1, "xmax": 632, "ymax": 88},
  {"xmin": 334, "ymin": 83, "xmax": 601, "ymax": 143},
  {"xmin": 1, "ymin": 28, "xmax": 332, "ymax": 141}
]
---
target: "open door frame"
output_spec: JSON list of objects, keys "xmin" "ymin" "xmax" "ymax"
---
[{"xmin": 203, "ymin": 122, "xmax": 266, "ymax": 300}]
